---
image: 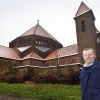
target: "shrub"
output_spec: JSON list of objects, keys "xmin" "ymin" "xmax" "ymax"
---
[
  {"xmin": 0, "ymin": 74, "xmax": 8, "ymax": 82},
  {"xmin": 0, "ymin": 66, "xmax": 80, "ymax": 84},
  {"xmin": 66, "ymin": 71, "xmax": 80, "ymax": 85}
]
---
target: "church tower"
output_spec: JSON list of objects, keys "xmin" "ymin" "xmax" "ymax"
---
[{"xmin": 74, "ymin": 2, "xmax": 98, "ymax": 64}]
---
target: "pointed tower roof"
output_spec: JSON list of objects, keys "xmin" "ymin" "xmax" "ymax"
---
[
  {"xmin": 74, "ymin": 2, "xmax": 95, "ymax": 19},
  {"xmin": 19, "ymin": 22, "xmax": 60, "ymax": 43}
]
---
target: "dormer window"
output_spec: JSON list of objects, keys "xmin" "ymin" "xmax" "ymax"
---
[{"xmin": 81, "ymin": 20, "xmax": 86, "ymax": 32}]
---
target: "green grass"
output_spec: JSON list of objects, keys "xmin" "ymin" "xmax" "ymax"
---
[{"xmin": 0, "ymin": 82, "xmax": 81, "ymax": 100}]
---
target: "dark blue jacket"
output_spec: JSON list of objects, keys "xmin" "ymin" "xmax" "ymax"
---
[{"xmin": 80, "ymin": 61, "xmax": 100, "ymax": 100}]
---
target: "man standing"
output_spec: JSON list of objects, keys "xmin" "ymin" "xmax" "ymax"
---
[{"xmin": 80, "ymin": 48, "xmax": 100, "ymax": 100}]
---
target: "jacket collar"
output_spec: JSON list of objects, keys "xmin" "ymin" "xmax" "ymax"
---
[
  {"xmin": 82, "ymin": 61, "xmax": 99, "ymax": 72},
  {"xmin": 90, "ymin": 61, "xmax": 98, "ymax": 69},
  {"xmin": 83, "ymin": 61, "xmax": 94, "ymax": 67}
]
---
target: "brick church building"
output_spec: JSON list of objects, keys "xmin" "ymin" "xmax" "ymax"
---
[{"xmin": 0, "ymin": 2, "xmax": 100, "ymax": 73}]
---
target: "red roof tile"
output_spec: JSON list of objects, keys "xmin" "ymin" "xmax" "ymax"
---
[
  {"xmin": 45, "ymin": 44, "xmax": 78, "ymax": 60},
  {"xmin": 0, "ymin": 45, "xmax": 20, "ymax": 59},
  {"xmin": 23, "ymin": 52, "xmax": 43, "ymax": 60}
]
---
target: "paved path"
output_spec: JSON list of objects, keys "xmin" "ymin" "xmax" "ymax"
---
[{"xmin": 0, "ymin": 94, "xmax": 38, "ymax": 100}]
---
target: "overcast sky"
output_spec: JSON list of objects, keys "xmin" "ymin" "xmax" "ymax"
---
[{"xmin": 0, "ymin": 0, "xmax": 100, "ymax": 47}]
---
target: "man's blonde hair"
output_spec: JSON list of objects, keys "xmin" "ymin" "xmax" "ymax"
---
[{"xmin": 83, "ymin": 48, "xmax": 96, "ymax": 55}]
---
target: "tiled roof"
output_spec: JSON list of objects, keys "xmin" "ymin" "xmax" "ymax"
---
[
  {"xmin": 0, "ymin": 45, "xmax": 20, "ymax": 59},
  {"xmin": 45, "ymin": 44, "xmax": 78, "ymax": 60},
  {"xmin": 0, "ymin": 44, "xmax": 78, "ymax": 60},
  {"xmin": 23, "ymin": 52, "xmax": 43, "ymax": 60},
  {"xmin": 19, "ymin": 24, "xmax": 61, "ymax": 43}
]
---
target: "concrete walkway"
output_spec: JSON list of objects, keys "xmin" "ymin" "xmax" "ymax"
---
[{"xmin": 0, "ymin": 94, "xmax": 38, "ymax": 100}]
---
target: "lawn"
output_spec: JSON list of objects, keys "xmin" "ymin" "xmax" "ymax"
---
[{"xmin": 0, "ymin": 82, "xmax": 81, "ymax": 100}]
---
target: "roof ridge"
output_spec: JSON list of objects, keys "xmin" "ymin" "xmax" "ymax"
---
[
  {"xmin": 19, "ymin": 26, "xmax": 35, "ymax": 37},
  {"xmin": 33, "ymin": 24, "xmax": 39, "ymax": 35},
  {"xmin": 39, "ymin": 25, "xmax": 60, "ymax": 43},
  {"xmin": 39, "ymin": 25, "xmax": 50, "ymax": 38}
]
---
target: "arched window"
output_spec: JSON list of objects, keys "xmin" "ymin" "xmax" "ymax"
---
[
  {"xmin": 26, "ymin": 38, "xmax": 28, "ymax": 44},
  {"xmin": 71, "ymin": 59, "xmax": 74, "ymax": 63},
  {"xmin": 52, "ymin": 62, "xmax": 55, "ymax": 66},
  {"xmin": 63, "ymin": 60, "xmax": 66, "ymax": 65},
  {"xmin": 23, "ymin": 39, "xmax": 25, "ymax": 45},
  {"xmin": 41, "ymin": 39, "xmax": 43, "ymax": 45},
  {"xmin": 47, "ymin": 40, "xmax": 48, "ymax": 46},
  {"xmin": 36, "ymin": 38, "xmax": 38, "ymax": 44},
  {"xmin": 28, "ymin": 38, "xmax": 31, "ymax": 44},
  {"xmin": 20, "ymin": 40, "xmax": 21, "ymax": 45},
  {"xmin": 38, "ymin": 38, "xmax": 41, "ymax": 44}
]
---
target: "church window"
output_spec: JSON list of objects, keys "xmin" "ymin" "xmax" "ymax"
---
[
  {"xmin": 19, "ymin": 40, "xmax": 21, "ymax": 45},
  {"xmin": 26, "ymin": 38, "xmax": 28, "ymax": 44},
  {"xmin": 47, "ymin": 40, "xmax": 49, "ymax": 46},
  {"xmin": 41, "ymin": 41, "xmax": 43, "ymax": 45},
  {"xmin": 63, "ymin": 60, "xmax": 66, "ymax": 65},
  {"xmin": 25, "ymin": 38, "xmax": 27, "ymax": 44},
  {"xmin": 38, "ymin": 38, "xmax": 41, "ymax": 44},
  {"xmin": 71, "ymin": 59, "xmax": 77, "ymax": 63},
  {"xmin": 52, "ymin": 62, "xmax": 55, "ymax": 66},
  {"xmin": 28, "ymin": 38, "xmax": 31, "ymax": 44},
  {"xmin": 22, "ymin": 39, "xmax": 23, "ymax": 45},
  {"xmin": 23, "ymin": 39, "xmax": 25, "ymax": 45},
  {"xmin": 36, "ymin": 38, "xmax": 38, "ymax": 44},
  {"xmin": 81, "ymin": 20, "xmax": 86, "ymax": 32},
  {"xmin": 52, "ymin": 42, "xmax": 54, "ymax": 47},
  {"xmin": 41, "ymin": 39, "xmax": 43, "ymax": 45},
  {"xmin": 39, "ymin": 41, "xmax": 41, "ymax": 44},
  {"xmin": 71, "ymin": 59, "xmax": 74, "ymax": 63},
  {"xmin": 36, "ymin": 41, "xmax": 38, "ymax": 44},
  {"xmin": 46, "ymin": 62, "xmax": 48, "ymax": 66}
]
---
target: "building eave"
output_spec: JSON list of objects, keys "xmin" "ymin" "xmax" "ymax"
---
[
  {"xmin": 45, "ymin": 53, "xmax": 78, "ymax": 61},
  {"xmin": 74, "ymin": 9, "xmax": 95, "ymax": 20},
  {"xmin": 14, "ymin": 63, "xmax": 82, "ymax": 69}
]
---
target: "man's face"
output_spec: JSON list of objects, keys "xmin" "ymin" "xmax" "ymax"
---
[{"xmin": 83, "ymin": 49, "xmax": 96, "ymax": 64}]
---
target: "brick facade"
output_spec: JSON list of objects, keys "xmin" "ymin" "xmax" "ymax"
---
[
  {"xmin": 74, "ymin": 2, "xmax": 100, "ymax": 63},
  {"xmin": 0, "ymin": 2, "xmax": 100, "ymax": 74}
]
